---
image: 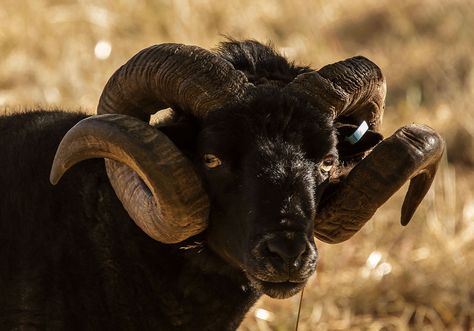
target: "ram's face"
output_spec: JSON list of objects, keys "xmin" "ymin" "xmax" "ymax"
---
[{"xmin": 198, "ymin": 95, "xmax": 337, "ymax": 298}]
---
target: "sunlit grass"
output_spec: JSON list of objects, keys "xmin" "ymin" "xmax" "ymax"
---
[{"xmin": 1, "ymin": 0, "xmax": 472, "ymax": 329}]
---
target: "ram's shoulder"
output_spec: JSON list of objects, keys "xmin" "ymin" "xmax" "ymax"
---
[{"xmin": 0, "ymin": 110, "xmax": 87, "ymax": 136}]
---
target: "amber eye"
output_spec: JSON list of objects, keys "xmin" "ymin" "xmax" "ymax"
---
[
  {"xmin": 320, "ymin": 156, "xmax": 335, "ymax": 174},
  {"xmin": 203, "ymin": 154, "xmax": 222, "ymax": 168}
]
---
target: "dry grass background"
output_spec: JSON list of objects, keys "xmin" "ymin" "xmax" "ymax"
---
[{"xmin": 1, "ymin": 0, "xmax": 473, "ymax": 330}]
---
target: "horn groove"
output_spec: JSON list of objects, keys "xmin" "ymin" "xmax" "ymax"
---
[
  {"xmin": 50, "ymin": 114, "xmax": 209, "ymax": 243},
  {"xmin": 314, "ymin": 124, "xmax": 445, "ymax": 244},
  {"xmin": 286, "ymin": 56, "xmax": 386, "ymax": 131},
  {"xmin": 98, "ymin": 43, "xmax": 252, "ymax": 120},
  {"xmin": 89, "ymin": 43, "xmax": 254, "ymax": 242}
]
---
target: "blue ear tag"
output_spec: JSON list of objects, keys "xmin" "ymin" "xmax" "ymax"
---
[{"xmin": 345, "ymin": 121, "xmax": 368, "ymax": 144}]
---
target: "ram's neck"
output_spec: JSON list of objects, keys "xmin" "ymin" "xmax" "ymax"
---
[{"xmin": 167, "ymin": 245, "xmax": 261, "ymax": 330}]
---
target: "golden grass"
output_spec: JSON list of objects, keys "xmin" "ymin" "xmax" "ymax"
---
[{"xmin": 1, "ymin": 0, "xmax": 473, "ymax": 329}]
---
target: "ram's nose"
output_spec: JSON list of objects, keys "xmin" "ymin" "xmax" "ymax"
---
[{"xmin": 265, "ymin": 233, "xmax": 308, "ymax": 270}]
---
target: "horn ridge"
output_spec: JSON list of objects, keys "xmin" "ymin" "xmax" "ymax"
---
[
  {"xmin": 50, "ymin": 114, "xmax": 209, "ymax": 243},
  {"xmin": 314, "ymin": 124, "xmax": 444, "ymax": 244},
  {"xmin": 286, "ymin": 55, "xmax": 386, "ymax": 130},
  {"xmin": 90, "ymin": 42, "xmax": 254, "ymax": 243},
  {"xmin": 98, "ymin": 43, "xmax": 251, "ymax": 119}
]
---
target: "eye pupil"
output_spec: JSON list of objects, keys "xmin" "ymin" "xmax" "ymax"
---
[
  {"xmin": 203, "ymin": 154, "xmax": 222, "ymax": 168},
  {"xmin": 320, "ymin": 156, "xmax": 336, "ymax": 173}
]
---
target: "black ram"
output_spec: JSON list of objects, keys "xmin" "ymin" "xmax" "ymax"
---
[{"xmin": 0, "ymin": 40, "xmax": 444, "ymax": 330}]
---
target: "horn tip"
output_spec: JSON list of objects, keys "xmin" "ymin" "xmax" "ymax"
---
[
  {"xmin": 49, "ymin": 165, "xmax": 63, "ymax": 185},
  {"xmin": 49, "ymin": 173, "xmax": 59, "ymax": 185},
  {"xmin": 400, "ymin": 214, "xmax": 412, "ymax": 226}
]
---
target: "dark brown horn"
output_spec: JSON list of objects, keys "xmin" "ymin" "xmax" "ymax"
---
[
  {"xmin": 52, "ymin": 43, "xmax": 254, "ymax": 243},
  {"xmin": 98, "ymin": 43, "xmax": 253, "ymax": 120},
  {"xmin": 95, "ymin": 43, "xmax": 254, "ymax": 242},
  {"xmin": 314, "ymin": 124, "xmax": 445, "ymax": 244},
  {"xmin": 285, "ymin": 56, "xmax": 386, "ymax": 131},
  {"xmin": 50, "ymin": 114, "xmax": 209, "ymax": 243},
  {"xmin": 285, "ymin": 56, "xmax": 444, "ymax": 243}
]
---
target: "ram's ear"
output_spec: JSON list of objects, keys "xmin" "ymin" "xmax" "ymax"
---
[
  {"xmin": 336, "ymin": 124, "xmax": 383, "ymax": 160},
  {"xmin": 154, "ymin": 116, "xmax": 199, "ymax": 155}
]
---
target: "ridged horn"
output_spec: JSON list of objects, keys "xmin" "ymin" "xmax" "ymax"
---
[
  {"xmin": 314, "ymin": 124, "xmax": 445, "ymax": 243},
  {"xmin": 285, "ymin": 56, "xmax": 386, "ymax": 131},
  {"xmin": 286, "ymin": 56, "xmax": 444, "ymax": 243},
  {"xmin": 97, "ymin": 43, "xmax": 253, "ymax": 120},
  {"xmin": 52, "ymin": 43, "xmax": 253, "ymax": 243},
  {"xmin": 50, "ymin": 114, "xmax": 209, "ymax": 243}
]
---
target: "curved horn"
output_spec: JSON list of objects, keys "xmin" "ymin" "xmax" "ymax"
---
[
  {"xmin": 98, "ymin": 43, "xmax": 253, "ymax": 120},
  {"xmin": 52, "ymin": 42, "xmax": 254, "ymax": 243},
  {"xmin": 285, "ymin": 56, "xmax": 386, "ymax": 131},
  {"xmin": 50, "ymin": 114, "xmax": 208, "ymax": 243},
  {"xmin": 96, "ymin": 43, "xmax": 253, "ymax": 243},
  {"xmin": 314, "ymin": 124, "xmax": 445, "ymax": 244}
]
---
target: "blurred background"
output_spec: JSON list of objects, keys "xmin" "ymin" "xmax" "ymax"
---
[{"xmin": 1, "ymin": 0, "xmax": 473, "ymax": 329}]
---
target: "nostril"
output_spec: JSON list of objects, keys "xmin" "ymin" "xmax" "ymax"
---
[{"xmin": 266, "ymin": 238, "xmax": 307, "ymax": 266}]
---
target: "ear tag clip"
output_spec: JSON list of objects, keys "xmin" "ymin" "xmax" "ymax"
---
[{"xmin": 345, "ymin": 121, "xmax": 368, "ymax": 145}]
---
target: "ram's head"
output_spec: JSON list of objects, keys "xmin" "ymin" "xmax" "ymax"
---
[{"xmin": 50, "ymin": 41, "xmax": 444, "ymax": 299}]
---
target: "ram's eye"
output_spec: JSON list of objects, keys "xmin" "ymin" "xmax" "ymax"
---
[
  {"xmin": 320, "ymin": 156, "xmax": 336, "ymax": 174},
  {"xmin": 203, "ymin": 154, "xmax": 222, "ymax": 168}
]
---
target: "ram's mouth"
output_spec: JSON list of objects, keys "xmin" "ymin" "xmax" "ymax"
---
[{"xmin": 247, "ymin": 275, "xmax": 307, "ymax": 299}]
